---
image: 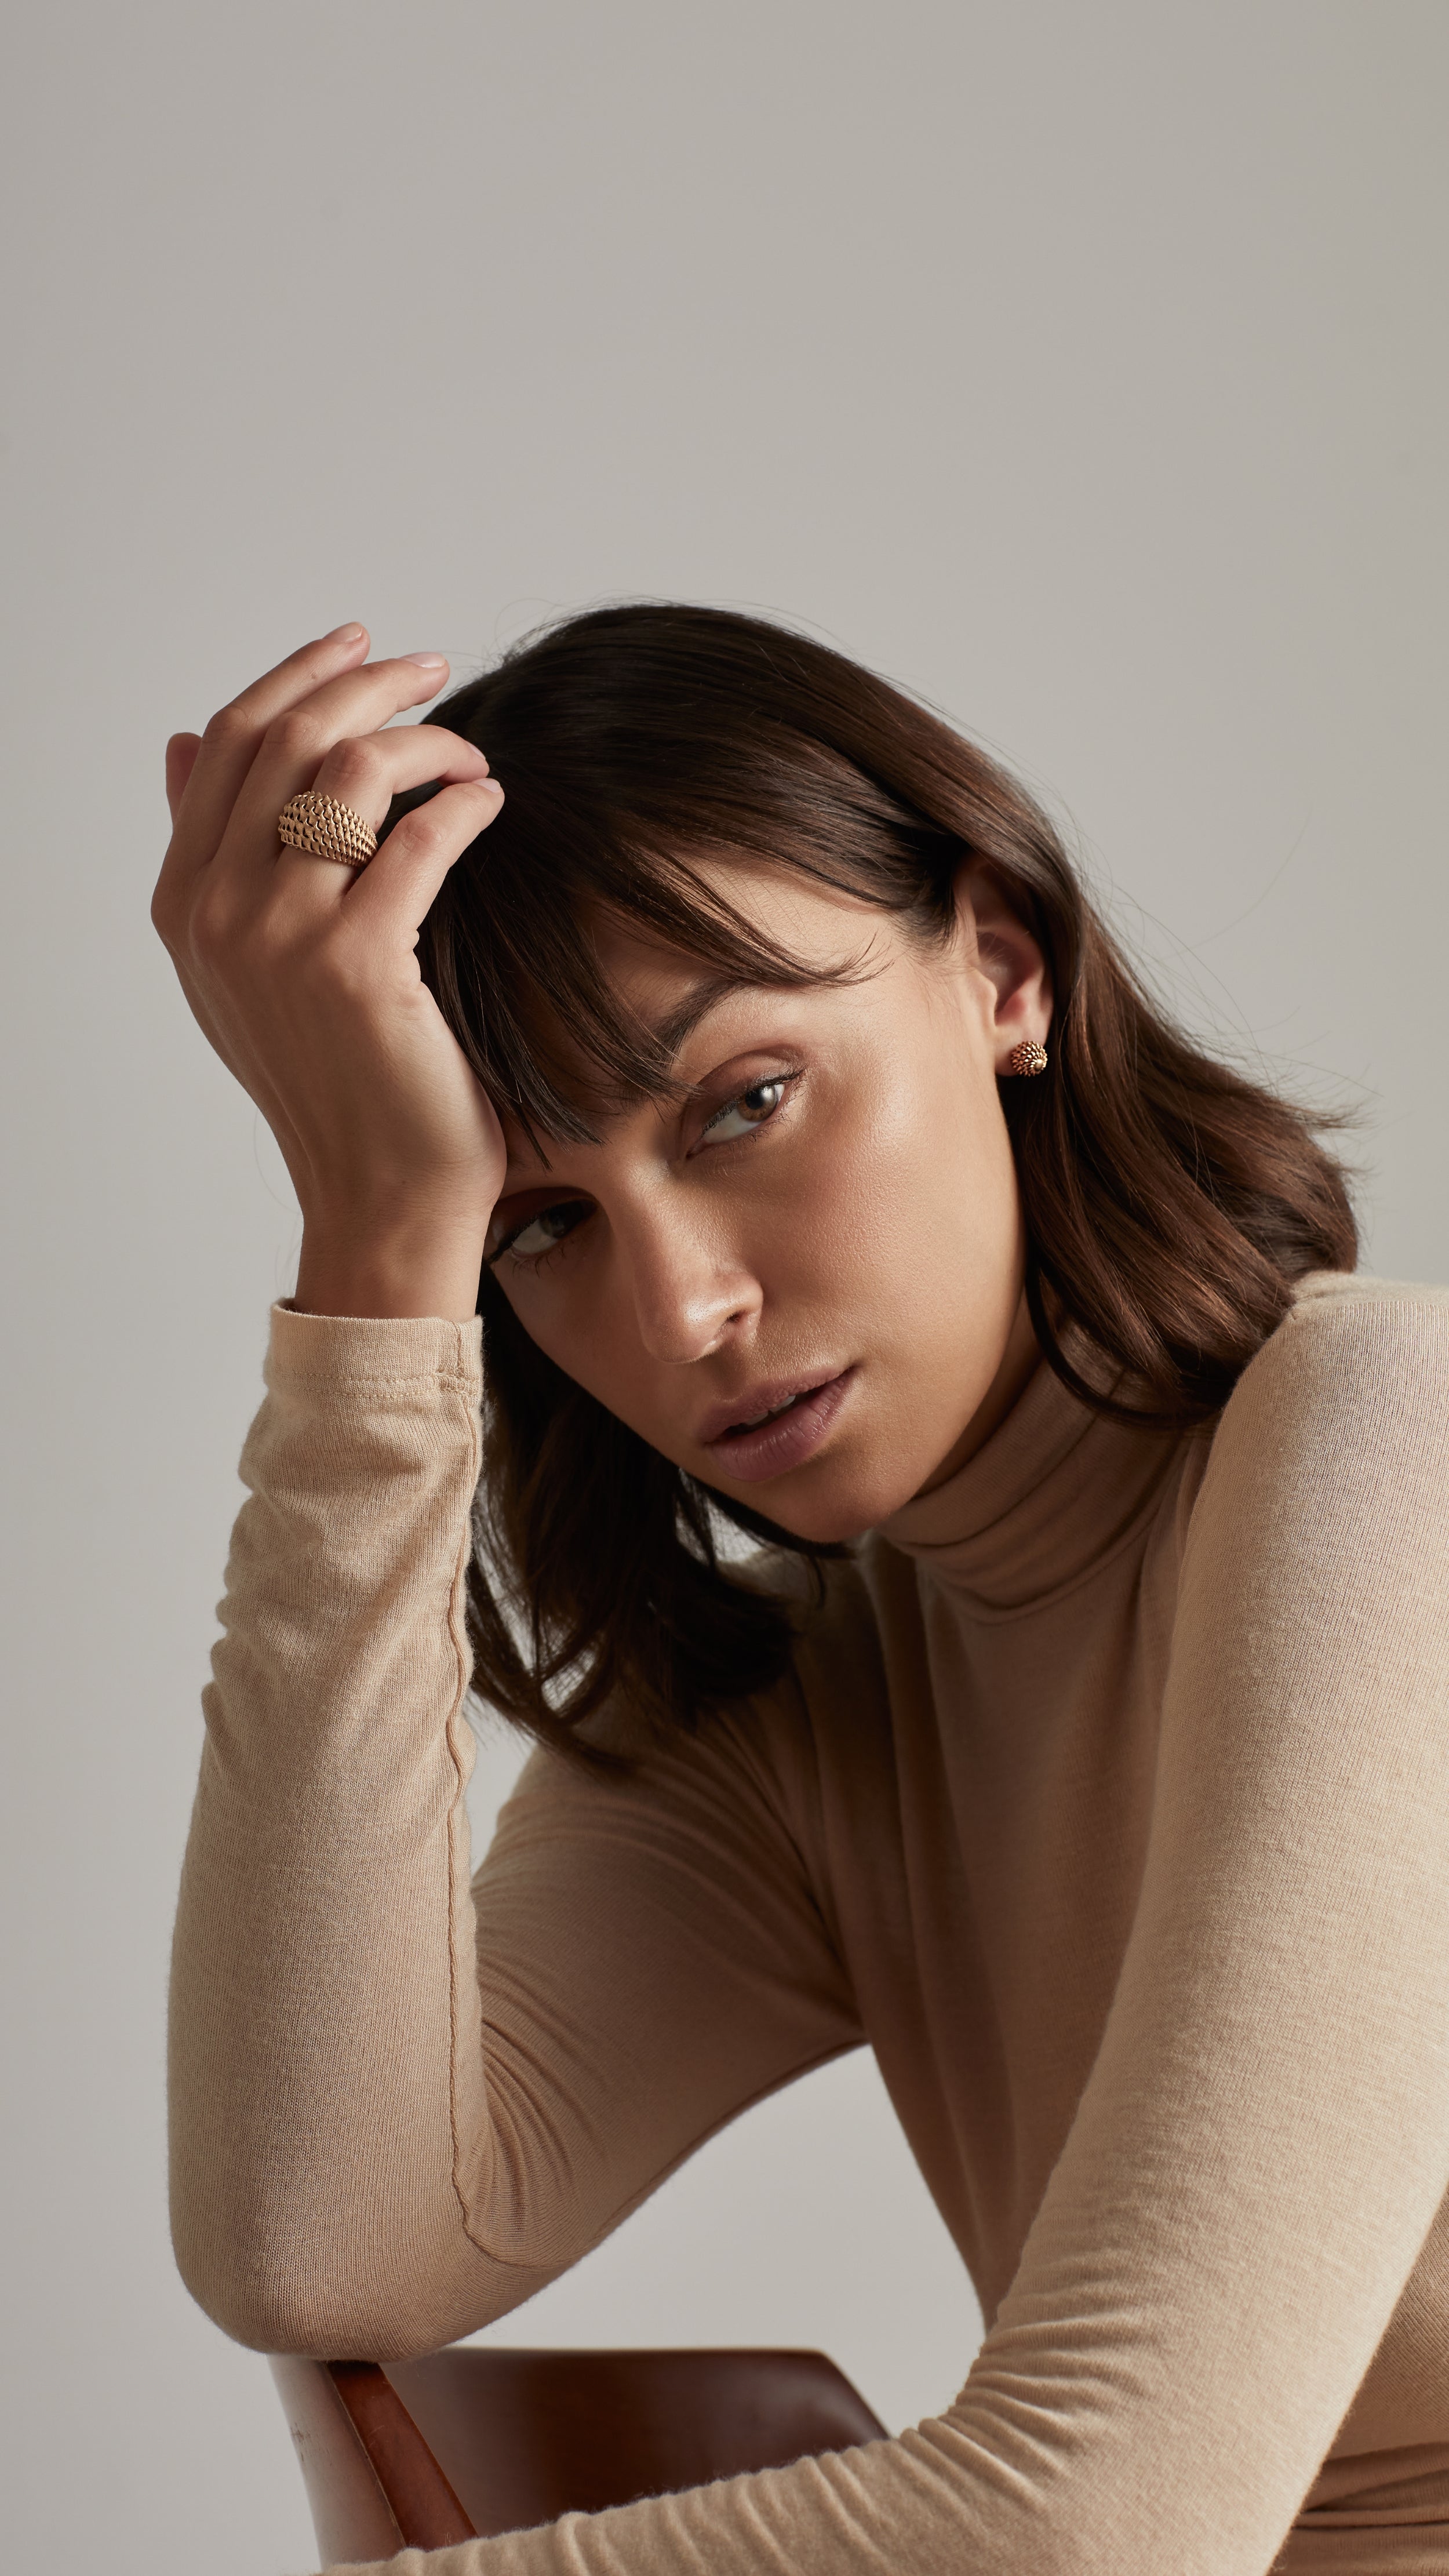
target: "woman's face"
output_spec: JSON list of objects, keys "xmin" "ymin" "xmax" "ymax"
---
[{"xmin": 487, "ymin": 858, "xmax": 1051, "ymax": 1542}]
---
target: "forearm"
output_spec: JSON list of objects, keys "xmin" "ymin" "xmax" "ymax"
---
[
  {"xmin": 167, "ymin": 1304, "xmax": 512, "ymax": 2355},
  {"xmin": 166, "ymin": 1305, "xmax": 860, "ymax": 2362}
]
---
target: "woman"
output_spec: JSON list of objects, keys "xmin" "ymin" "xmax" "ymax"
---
[{"xmin": 156, "ymin": 605, "xmax": 1449, "ymax": 2575}]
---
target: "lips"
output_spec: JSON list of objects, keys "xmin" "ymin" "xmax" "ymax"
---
[
  {"xmin": 698, "ymin": 1370, "xmax": 846, "ymax": 1446},
  {"xmin": 698, "ymin": 1367, "xmax": 857, "ymax": 1483}
]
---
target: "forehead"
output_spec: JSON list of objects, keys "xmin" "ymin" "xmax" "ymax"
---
[{"xmin": 587, "ymin": 853, "xmax": 887, "ymax": 1004}]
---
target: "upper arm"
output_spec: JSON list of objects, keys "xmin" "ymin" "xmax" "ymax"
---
[{"xmin": 457, "ymin": 1701, "xmax": 864, "ymax": 2273}]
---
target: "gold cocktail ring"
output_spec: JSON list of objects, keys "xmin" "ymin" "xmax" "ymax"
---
[{"xmin": 276, "ymin": 790, "xmax": 378, "ymax": 871}]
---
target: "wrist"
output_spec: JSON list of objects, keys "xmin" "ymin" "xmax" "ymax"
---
[{"xmin": 294, "ymin": 1202, "xmax": 487, "ymax": 1322}]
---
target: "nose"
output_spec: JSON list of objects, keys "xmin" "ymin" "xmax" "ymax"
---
[{"xmin": 622, "ymin": 1204, "xmax": 762, "ymax": 1365}]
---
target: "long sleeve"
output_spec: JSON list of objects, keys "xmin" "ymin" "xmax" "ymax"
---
[
  {"xmin": 327, "ymin": 1285, "xmax": 1449, "ymax": 2575},
  {"xmin": 167, "ymin": 1306, "xmax": 859, "ymax": 2360}
]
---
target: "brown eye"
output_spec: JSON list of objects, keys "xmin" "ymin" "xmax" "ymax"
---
[
  {"xmin": 700, "ymin": 1078, "xmax": 790, "ymax": 1144},
  {"xmin": 491, "ymin": 1200, "xmax": 592, "ymax": 1263}
]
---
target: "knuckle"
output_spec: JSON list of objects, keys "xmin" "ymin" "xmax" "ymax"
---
[
  {"xmin": 191, "ymin": 885, "xmax": 240, "ymax": 958},
  {"xmin": 204, "ymin": 700, "xmax": 252, "ymax": 750},
  {"xmin": 394, "ymin": 810, "xmax": 447, "ymax": 860},
  {"xmin": 407, "ymin": 792, "xmax": 482, "ymax": 853},
  {"xmin": 316, "ymin": 737, "xmax": 380, "ymax": 804},
  {"xmin": 241, "ymin": 909, "xmax": 289, "ymax": 965},
  {"xmin": 265, "ymin": 709, "xmax": 325, "ymax": 764}
]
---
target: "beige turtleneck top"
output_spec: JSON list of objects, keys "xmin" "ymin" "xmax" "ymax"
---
[{"xmin": 168, "ymin": 1271, "xmax": 1449, "ymax": 2575}]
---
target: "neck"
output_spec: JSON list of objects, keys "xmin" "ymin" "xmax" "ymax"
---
[{"xmin": 915, "ymin": 1291, "xmax": 1041, "ymax": 1498}]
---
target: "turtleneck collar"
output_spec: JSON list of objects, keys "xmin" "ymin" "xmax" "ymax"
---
[{"xmin": 875, "ymin": 1345, "xmax": 1189, "ymax": 1617}]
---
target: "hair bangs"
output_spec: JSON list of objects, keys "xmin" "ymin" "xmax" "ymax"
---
[{"xmin": 399, "ymin": 703, "xmax": 960, "ymax": 1148}]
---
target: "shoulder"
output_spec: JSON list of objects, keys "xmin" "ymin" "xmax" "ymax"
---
[
  {"xmin": 1189, "ymin": 1271, "xmax": 1449, "ymax": 1574},
  {"xmin": 1227, "ymin": 1270, "xmax": 1449, "ymax": 1449},
  {"xmin": 1283, "ymin": 1267, "xmax": 1449, "ymax": 1340},
  {"xmin": 1162, "ymin": 1277, "xmax": 1449, "ymax": 1800}
]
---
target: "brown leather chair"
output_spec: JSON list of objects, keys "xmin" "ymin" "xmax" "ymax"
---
[{"xmin": 271, "ymin": 2345, "xmax": 889, "ymax": 2560}]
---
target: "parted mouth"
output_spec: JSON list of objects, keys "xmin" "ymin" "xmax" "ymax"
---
[{"xmin": 698, "ymin": 1369, "xmax": 851, "ymax": 1446}]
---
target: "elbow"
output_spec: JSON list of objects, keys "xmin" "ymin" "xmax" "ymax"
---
[
  {"xmin": 170, "ymin": 2221, "xmax": 365, "ymax": 2359},
  {"xmin": 170, "ymin": 2206, "xmax": 516, "ymax": 2362}
]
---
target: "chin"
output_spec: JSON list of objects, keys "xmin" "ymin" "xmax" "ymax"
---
[{"xmin": 733, "ymin": 1450, "xmax": 930, "ymax": 1548}]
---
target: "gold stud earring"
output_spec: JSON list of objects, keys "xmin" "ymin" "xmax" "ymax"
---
[{"xmin": 1007, "ymin": 1040, "xmax": 1049, "ymax": 1076}]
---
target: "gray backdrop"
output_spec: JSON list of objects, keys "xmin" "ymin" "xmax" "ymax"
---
[{"xmin": 2, "ymin": 6, "xmax": 1445, "ymax": 2571}]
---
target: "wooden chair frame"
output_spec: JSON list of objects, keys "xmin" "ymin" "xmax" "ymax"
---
[{"xmin": 271, "ymin": 2345, "xmax": 889, "ymax": 2560}]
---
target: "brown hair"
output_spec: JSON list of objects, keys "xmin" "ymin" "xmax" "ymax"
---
[{"xmin": 389, "ymin": 602, "xmax": 1356, "ymax": 1759}]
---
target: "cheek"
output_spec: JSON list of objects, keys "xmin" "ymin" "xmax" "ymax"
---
[
  {"xmin": 498, "ymin": 1256, "xmax": 678, "ymax": 1438},
  {"xmin": 498, "ymin": 1276, "xmax": 624, "ymax": 1403},
  {"xmin": 789, "ymin": 1054, "xmax": 1016, "ymax": 1320}
]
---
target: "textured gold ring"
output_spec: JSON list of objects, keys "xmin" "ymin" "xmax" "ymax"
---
[{"xmin": 276, "ymin": 789, "xmax": 378, "ymax": 871}]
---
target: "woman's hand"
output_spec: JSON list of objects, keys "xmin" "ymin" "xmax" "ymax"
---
[{"xmin": 152, "ymin": 622, "xmax": 505, "ymax": 1321}]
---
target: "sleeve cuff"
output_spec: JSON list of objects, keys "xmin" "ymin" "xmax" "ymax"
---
[{"xmin": 265, "ymin": 1299, "xmax": 484, "ymax": 1397}]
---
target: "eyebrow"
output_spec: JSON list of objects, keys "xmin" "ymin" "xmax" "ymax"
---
[
  {"xmin": 644, "ymin": 970, "xmax": 758, "ymax": 1063},
  {"xmin": 500, "ymin": 969, "xmax": 814, "ymax": 1177}
]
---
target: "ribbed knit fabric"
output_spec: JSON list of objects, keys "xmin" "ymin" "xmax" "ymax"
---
[{"xmin": 168, "ymin": 1274, "xmax": 1449, "ymax": 2574}]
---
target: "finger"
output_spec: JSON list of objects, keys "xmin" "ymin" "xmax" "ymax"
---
[
  {"xmin": 345, "ymin": 774, "xmax": 505, "ymax": 932},
  {"xmin": 165, "ymin": 733, "xmax": 202, "ymax": 825},
  {"xmin": 220, "ymin": 654, "xmax": 456, "ymax": 862},
  {"xmin": 312, "ymin": 725, "xmax": 490, "ymax": 828},
  {"xmin": 268, "ymin": 728, "xmax": 496, "ymax": 907},
  {"xmin": 165, "ymin": 622, "xmax": 372, "ymax": 865},
  {"xmin": 167, "ymin": 732, "xmax": 205, "ymax": 819},
  {"xmin": 154, "ymin": 735, "xmax": 206, "ymax": 946}
]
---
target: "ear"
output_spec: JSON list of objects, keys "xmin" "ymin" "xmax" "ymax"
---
[{"xmin": 955, "ymin": 862, "xmax": 1053, "ymax": 1070}]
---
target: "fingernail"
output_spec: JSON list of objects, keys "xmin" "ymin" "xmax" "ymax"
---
[
  {"xmin": 404, "ymin": 652, "xmax": 449, "ymax": 670},
  {"xmin": 326, "ymin": 621, "xmax": 366, "ymax": 643}
]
